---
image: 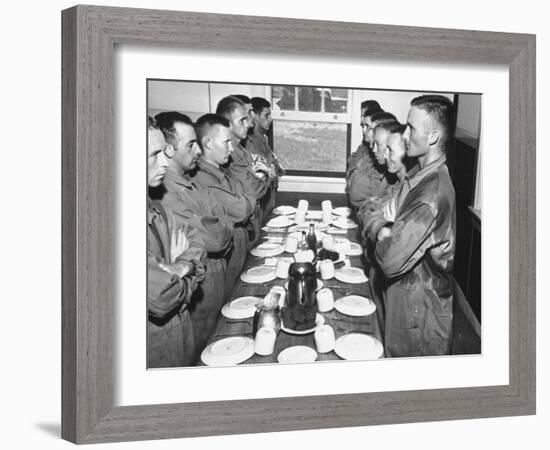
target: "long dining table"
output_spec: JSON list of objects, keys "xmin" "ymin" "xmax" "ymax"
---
[{"xmin": 199, "ymin": 208, "xmax": 385, "ymax": 365}]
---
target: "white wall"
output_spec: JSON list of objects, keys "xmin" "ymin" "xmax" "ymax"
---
[
  {"xmin": 1, "ymin": 1, "xmax": 547, "ymax": 450},
  {"xmin": 457, "ymin": 93, "xmax": 482, "ymax": 141},
  {"xmin": 148, "ymin": 80, "xmax": 269, "ymax": 119}
]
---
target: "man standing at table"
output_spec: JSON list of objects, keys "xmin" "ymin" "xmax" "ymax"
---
[
  {"xmin": 217, "ymin": 96, "xmax": 270, "ymax": 245},
  {"xmin": 367, "ymin": 95, "xmax": 456, "ymax": 357},
  {"xmin": 346, "ymin": 102, "xmax": 382, "ymax": 186},
  {"xmin": 192, "ymin": 113, "xmax": 256, "ymax": 290},
  {"xmin": 155, "ymin": 111, "xmax": 234, "ymax": 360},
  {"xmin": 147, "ymin": 117, "xmax": 206, "ymax": 368},
  {"xmin": 347, "ymin": 111, "xmax": 396, "ymax": 210},
  {"xmin": 248, "ymin": 96, "xmax": 283, "ymax": 220}
]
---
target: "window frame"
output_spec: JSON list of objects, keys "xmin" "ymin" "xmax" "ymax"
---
[{"xmin": 268, "ymin": 85, "xmax": 354, "ymax": 177}]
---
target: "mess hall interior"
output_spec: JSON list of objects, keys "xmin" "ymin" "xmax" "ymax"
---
[{"xmin": 147, "ymin": 80, "xmax": 482, "ymax": 368}]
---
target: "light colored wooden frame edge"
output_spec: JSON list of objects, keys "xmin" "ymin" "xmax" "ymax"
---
[{"xmin": 61, "ymin": 5, "xmax": 536, "ymax": 444}]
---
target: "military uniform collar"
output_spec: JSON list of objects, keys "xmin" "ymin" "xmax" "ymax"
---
[
  {"xmin": 165, "ymin": 166, "xmax": 194, "ymax": 189},
  {"xmin": 405, "ymin": 154, "xmax": 447, "ymax": 190}
]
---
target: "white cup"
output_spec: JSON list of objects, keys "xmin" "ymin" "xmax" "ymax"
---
[
  {"xmin": 275, "ymin": 259, "xmax": 291, "ymax": 279},
  {"xmin": 322, "ymin": 236, "xmax": 336, "ymax": 251},
  {"xmin": 297, "ymin": 199, "xmax": 309, "ymax": 212},
  {"xmin": 254, "ymin": 327, "xmax": 276, "ymax": 356},
  {"xmin": 316, "ymin": 288, "xmax": 334, "ymax": 312},
  {"xmin": 294, "ymin": 211, "xmax": 306, "ymax": 224},
  {"xmin": 285, "ymin": 236, "xmax": 298, "ymax": 253},
  {"xmin": 321, "ymin": 200, "xmax": 332, "ymax": 213},
  {"xmin": 314, "ymin": 324, "xmax": 336, "ymax": 353},
  {"xmin": 269, "ymin": 285, "xmax": 287, "ymax": 308},
  {"xmin": 319, "ymin": 259, "xmax": 335, "ymax": 280},
  {"xmin": 335, "ymin": 239, "xmax": 351, "ymax": 254},
  {"xmin": 322, "ymin": 210, "xmax": 333, "ymax": 224}
]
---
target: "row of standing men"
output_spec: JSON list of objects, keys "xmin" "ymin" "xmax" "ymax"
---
[
  {"xmin": 147, "ymin": 95, "xmax": 283, "ymax": 368},
  {"xmin": 349, "ymin": 96, "xmax": 457, "ymax": 357}
]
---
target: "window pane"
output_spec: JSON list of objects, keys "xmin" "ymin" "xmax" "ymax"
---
[
  {"xmin": 273, "ymin": 121, "xmax": 347, "ymax": 172},
  {"xmin": 324, "ymin": 89, "xmax": 348, "ymax": 113},
  {"xmin": 297, "ymin": 87, "xmax": 322, "ymax": 112},
  {"xmin": 272, "ymin": 86, "xmax": 296, "ymax": 111}
]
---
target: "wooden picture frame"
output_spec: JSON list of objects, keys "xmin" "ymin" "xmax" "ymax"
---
[{"xmin": 62, "ymin": 5, "xmax": 536, "ymax": 444}]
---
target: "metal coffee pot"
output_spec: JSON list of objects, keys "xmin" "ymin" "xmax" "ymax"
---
[{"xmin": 286, "ymin": 262, "xmax": 317, "ymax": 310}]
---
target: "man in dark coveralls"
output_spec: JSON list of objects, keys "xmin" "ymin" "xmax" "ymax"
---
[
  {"xmin": 147, "ymin": 117, "xmax": 206, "ymax": 368},
  {"xmin": 365, "ymin": 95, "xmax": 457, "ymax": 357}
]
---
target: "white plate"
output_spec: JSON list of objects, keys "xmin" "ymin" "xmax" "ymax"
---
[
  {"xmin": 277, "ymin": 345, "xmax": 318, "ymax": 364},
  {"xmin": 221, "ymin": 296, "xmax": 262, "ymax": 319},
  {"xmin": 334, "ymin": 333, "xmax": 384, "ymax": 360},
  {"xmin": 294, "ymin": 249, "xmax": 315, "ymax": 263},
  {"xmin": 201, "ymin": 336, "xmax": 255, "ymax": 366},
  {"xmin": 295, "ymin": 222, "xmax": 329, "ymax": 232},
  {"xmin": 284, "ymin": 278, "xmax": 324, "ymax": 291},
  {"xmin": 250, "ymin": 242, "xmax": 284, "ymax": 257},
  {"xmin": 334, "ymin": 267, "xmax": 368, "ymax": 284},
  {"xmin": 281, "ymin": 313, "xmax": 325, "ymax": 335},
  {"xmin": 273, "ymin": 205, "xmax": 297, "ymax": 215},
  {"xmin": 306, "ymin": 210, "xmax": 323, "ymax": 220},
  {"xmin": 334, "ymin": 295, "xmax": 376, "ymax": 316},
  {"xmin": 331, "ymin": 218, "xmax": 358, "ymax": 229},
  {"xmin": 240, "ymin": 266, "xmax": 277, "ymax": 284},
  {"xmin": 332, "ymin": 207, "xmax": 352, "ymax": 218},
  {"xmin": 344, "ymin": 242, "xmax": 363, "ymax": 256},
  {"xmin": 266, "ymin": 216, "xmax": 294, "ymax": 228},
  {"xmin": 325, "ymin": 227, "xmax": 348, "ymax": 235}
]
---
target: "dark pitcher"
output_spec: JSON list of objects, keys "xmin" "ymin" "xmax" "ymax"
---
[{"xmin": 282, "ymin": 262, "xmax": 318, "ymax": 331}]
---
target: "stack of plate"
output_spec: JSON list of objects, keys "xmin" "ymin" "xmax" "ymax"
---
[
  {"xmin": 201, "ymin": 336, "xmax": 255, "ymax": 366},
  {"xmin": 334, "ymin": 295, "xmax": 376, "ymax": 316},
  {"xmin": 334, "ymin": 267, "xmax": 368, "ymax": 284},
  {"xmin": 334, "ymin": 333, "xmax": 384, "ymax": 360}
]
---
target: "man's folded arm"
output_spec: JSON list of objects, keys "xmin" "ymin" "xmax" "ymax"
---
[{"xmin": 375, "ymin": 201, "xmax": 437, "ymax": 278}]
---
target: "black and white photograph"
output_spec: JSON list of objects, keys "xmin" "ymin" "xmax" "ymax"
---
[{"xmin": 146, "ymin": 80, "xmax": 482, "ymax": 368}]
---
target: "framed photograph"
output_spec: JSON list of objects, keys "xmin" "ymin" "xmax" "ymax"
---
[{"xmin": 62, "ymin": 5, "xmax": 535, "ymax": 444}]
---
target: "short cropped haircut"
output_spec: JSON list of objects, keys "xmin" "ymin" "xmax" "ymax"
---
[
  {"xmin": 154, "ymin": 111, "xmax": 193, "ymax": 144},
  {"xmin": 375, "ymin": 120, "xmax": 406, "ymax": 135},
  {"xmin": 371, "ymin": 111, "xmax": 397, "ymax": 128},
  {"xmin": 231, "ymin": 94, "xmax": 251, "ymax": 104},
  {"xmin": 148, "ymin": 116, "xmax": 159, "ymax": 130},
  {"xmin": 216, "ymin": 95, "xmax": 245, "ymax": 119},
  {"xmin": 410, "ymin": 95, "xmax": 456, "ymax": 149},
  {"xmin": 363, "ymin": 107, "xmax": 384, "ymax": 120},
  {"xmin": 195, "ymin": 113, "xmax": 230, "ymax": 150},
  {"xmin": 251, "ymin": 97, "xmax": 271, "ymax": 114},
  {"xmin": 361, "ymin": 100, "xmax": 382, "ymax": 114}
]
